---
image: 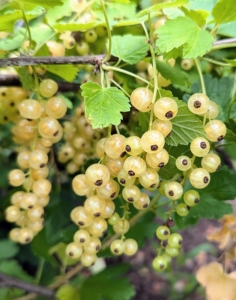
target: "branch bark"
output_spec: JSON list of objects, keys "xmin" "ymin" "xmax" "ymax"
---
[
  {"xmin": 0, "ymin": 272, "xmax": 54, "ymax": 298},
  {"xmin": 0, "ymin": 54, "xmax": 118, "ymax": 67},
  {"xmin": 0, "ymin": 38, "xmax": 235, "ymax": 68}
]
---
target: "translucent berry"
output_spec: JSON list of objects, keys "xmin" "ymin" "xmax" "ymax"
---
[{"xmin": 154, "ymin": 97, "xmax": 178, "ymax": 120}]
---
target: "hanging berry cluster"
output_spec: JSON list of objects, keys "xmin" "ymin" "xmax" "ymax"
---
[{"xmin": 6, "ymin": 79, "xmax": 67, "ymax": 244}]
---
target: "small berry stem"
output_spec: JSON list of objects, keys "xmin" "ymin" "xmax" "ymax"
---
[
  {"xmin": 111, "ymin": 79, "xmax": 131, "ymax": 97},
  {"xmin": 20, "ymin": 3, "xmax": 33, "ymax": 51},
  {"xmin": 194, "ymin": 59, "xmax": 206, "ymax": 95},
  {"xmin": 103, "ymin": 65, "xmax": 151, "ymax": 85},
  {"xmin": 99, "ymin": 0, "xmax": 112, "ymax": 63}
]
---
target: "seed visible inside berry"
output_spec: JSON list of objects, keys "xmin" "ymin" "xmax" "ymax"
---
[
  {"xmin": 203, "ymin": 176, "xmax": 209, "ymax": 183},
  {"xmin": 125, "ymin": 145, "xmax": 131, "ymax": 152}
]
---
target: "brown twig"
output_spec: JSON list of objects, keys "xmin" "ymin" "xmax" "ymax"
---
[
  {"xmin": 0, "ymin": 272, "xmax": 54, "ymax": 298},
  {"xmin": 0, "ymin": 54, "xmax": 118, "ymax": 67}
]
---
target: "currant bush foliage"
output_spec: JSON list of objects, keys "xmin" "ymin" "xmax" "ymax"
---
[{"xmin": 1, "ymin": 0, "xmax": 236, "ymax": 299}]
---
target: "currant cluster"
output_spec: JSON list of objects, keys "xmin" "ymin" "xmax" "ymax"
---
[
  {"xmin": 0, "ymin": 87, "xmax": 27, "ymax": 124},
  {"xmin": 57, "ymin": 103, "xmax": 105, "ymax": 174},
  {"xmin": 6, "ymin": 79, "xmax": 67, "ymax": 244},
  {"xmin": 153, "ymin": 92, "xmax": 224, "ymax": 271},
  {"xmin": 65, "ymin": 86, "xmax": 180, "ymax": 266}
]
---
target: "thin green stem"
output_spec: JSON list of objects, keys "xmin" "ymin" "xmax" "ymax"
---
[
  {"xmin": 99, "ymin": 0, "xmax": 111, "ymax": 63},
  {"xmin": 107, "ymin": 124, "xmax": 112, "ymax": 137},
  {"xmin": 103, "ymin": 65, "xmax": 151, "ymax": 85},
  {"xmin": 167, "ymin": 201, "xmax": 176, "ymax": 219},
  {"xmin": 111, "ymin": 79, "xmax": 130, "ymax": 97},
  {"xmin": 113, "ymin": 58, "xmax": 121, "ymax": 68},
  {"xmin": 194, "ymin": 59, "xmax": 206, "ymax": 95},
  {"xmin": 100, "ymin": 67, "xmax": 105, "ymax": 88},
  {"xmin": 141, "ymin": 21, "xmax": 159, "ymax": 103},
  {"xmin": 227, "ymin": 71, "xmax": 236, "ymax": 121},
  {"xmin": 211, "ymin": 43, "xmax": 236, "ymax": 51},
  {"xmin": 20, "ymin": 3, "xmax": 33, "ymax": 51},
  {"xmin": 33, "ymin": 32, "xmax": 58, "ymax": 55},
  {"xmin": 202, "ymin": 57, "xmax": 230, "ymax": 67},
  {"xmin": 35, "ymin": 259, "xmax": 45, "ymax": 284},
  {"xmin": 102, "ymin": 192, "xmax": 162, "ymax": 249},
  {"xmin": 210, "ymin": 24, "xmax": 219, "ymax": 38},
  {"xmin": 115, "ymin": 125, "xmax": 120, "ymax": 135}
]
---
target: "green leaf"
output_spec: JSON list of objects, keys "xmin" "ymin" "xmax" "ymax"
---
[
  {"xmin": 223, "ymin": 58, "xmax": 236, "ymax": 66},
  {"xmin": 125, "ymin": 212, "xmax": 156, "ymax": 246},
  {"xmin": 156, "ymin": 17, "xmax": 214, "ymax": 59},
  {"xmin": 138, "ymin": 112, "xmax": 149, "ymax": 135},
  {"xmin": 56, "ymin": 284, "xmax": 80, "ymax": 300},
  {"xmin": 166, "ymin": 99, "xmax": 206, "ymax": 146},
  {"xmin": 174, "ymin": 212, "xmax": 199, "ymax": 229},
  {"xmin": 30, "ymin": 27, "xmax": 55, "ymax": 45},
  {"xmin": 45, "ymin": 0, "xmax": 72, "ymax": 25},
  {"xmin": 54, "ymin": 22, "xmax": 101, "ymax": 32},
  {"xmin": 0, "ymin": 259, "xmax": 33, "ymax": 282},
  {"xmin": 190, "ymin": 197, "xmax": 233, "ymax": 219},
  {"xmin": 0, "ymin": 9, "xmax": 44, "ymax": 32},
  {"xmin": 60, "ymin": 224, "xmax": 77, "ymax": 243},
  {"xmin": 15, "ymin": 67, "xmax": 35, "ymax": 91},
  {"xmin": 17, "ymin": 0, "xmax": 63, "ymax": 9},
  {"xmin": 137, "ymin": 0, "xmax": 188, "ymax": 17},
  {"xmin": 217, "ymin": 21, "xmax": 236, "ymax": 37},
  {"xmin": 43, "ymin": 65, "xmax": 78, "ymax": 82},
  {"xmin": 155, "ymin": 59, "xmax": 189, "ymax": 86},
  {"xmin": 95, "ymin": 2, "xmax": 136, "ymax": 28},
  {"xmin": 112, "ymin": 0, "xmax": 130, "ymax": 3},
  {"xmin": 58, "ymin": 93, "xmax": 73, "ymax": 109},
  {"xmin": 111, "ymin": 35, "xmax": 149, "ymax": 65},
  {"xmin": 80, "ymin": 264, "xmax": 135, "ymax": 300},
  {"xmin": 81, "ymin": 82, "xmax": 130, "ymax": 129},
  {"xmin": 191, "ymin": 75, "xmax": 234, "ymax": 122},
  {"xmin": 31, "ymin": 229, "xmax": 55, "ymax": 265},
  {"xmin": 159, "ymin": 155, "xmax": 179, "ymax": 180},
  {"xmin": 49, "ymin": 243, "xmax": 77, "ymax": 266},
  {"xmin": 180, "ymin": 7, "xmax": 209, "ymax": 26},
  {"xmin": 113, "ymin": 17, "xmax": 146, "ymax": 27},
  {"xmin": 0, "ymin": 239, "xmax": 19, "ymax": 259},
  {"xmin": 200, "ymin": 168, "xmax": 236, "ymax": 200},
  {"xmin": 0, "ymin": 34, "xmax": 24, "ymax": 51},
  {"xmin": 212, "ymin": 0, "xmax": 236, "ymax": 24},
  {"xmin": 225, "ymin": 128, "xmax": 236, "ymax": 142},
  {"xmin": 188, "ymin": 0, "xmax": 217, "ymax": 12}
]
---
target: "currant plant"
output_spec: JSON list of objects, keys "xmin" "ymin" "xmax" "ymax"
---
[{"xmin": 1, "ymin": 0, "xmax": 236, "ymax": 299}]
